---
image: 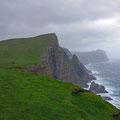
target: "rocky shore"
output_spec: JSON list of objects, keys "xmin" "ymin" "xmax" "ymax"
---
[
  {"xmin": 102, "ymin": 96, "xmax": 113, "ymax": 101},
  {"xmin": 86, "ymin": 72, "xmax": 113, "ymax": 101},
  {"xmin": 87, "ymin": 80, "xmax": 113, "ymax": 101},
  {"xmin": 89, "ymin": 82, "xmax": 108, "ymax": 94}
]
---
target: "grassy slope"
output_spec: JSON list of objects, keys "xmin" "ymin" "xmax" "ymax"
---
[
  {"xmin": 0, "ymin": 69, "xmax": 119, "ymax": 120},
  {"xmin": 0, "ymin": 33, "xmax": 54, "ymax": 67},
  {"xmin": 0, "ymin": 33, "xmax": 120, "ymax": 120}
]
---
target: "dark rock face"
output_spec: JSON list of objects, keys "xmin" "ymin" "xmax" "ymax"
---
[
  {"xmin": 71, "ymin": 55, "xmax": 85, "ymax": 77},
  {"xmin": 44, "ymin": 38, "xmax": 81, "ymax": 85},
  {"xmin": 88, "ymin": 75, "xmax": 96, "ymax": 81},
  {"xmin": 46, "ymin": 47, "xmax": 80, "ymax": 84},
  {"xmin": 44, "ymin": 35, "xmax": 96, "ymax": 87},
  {"xmin": 63, "ymin": 48, "xmax": 73, "ymax": 60},
  {"xmin": 71, "ymin": 54, "xmax": 96, "ymax": 87},
  {"xmin": 102, "ymin": 96, "xmax": 113, "ymax": 101},
  {"xmin": 73, "ymin": 49, "xmax": 109, "ymax": 65},
  {"xmin": 89, "ymin": 82, "xmax": 108, "ymax": 94}
]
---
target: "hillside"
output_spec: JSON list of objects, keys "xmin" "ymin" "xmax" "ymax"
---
[
  {"xmin": 0, "ymin": 33, "xmax": 119, "ymax": 120},
  {"xmin": 73, "ymin": 49, "xmax": 109, "ymax": 65},
  {"xmin": 0, "ymin": 33, "xmax": 54, "ymax": 67},
  {"xmin": 0, "ymin": 68, "xmax": 120, "ymax": 120}
]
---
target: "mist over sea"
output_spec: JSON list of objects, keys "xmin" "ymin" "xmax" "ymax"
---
[{"xmin": 86, "ymin": 60, "xmax": 120, "ymax": 109}]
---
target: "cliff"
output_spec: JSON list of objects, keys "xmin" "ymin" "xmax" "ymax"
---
[
  {"xmin": 71, "ymin": 54, "xmax": 96, "ymax": 86},
  {"xmin": 62, "ymin": 47, "xmax": 96, "ymax": 87},
  {"xmin": 73, "ymin": 49, "xmax": 109, "ymax": 65},
  {"xmin": 39, "ymin": 36, "xmax": 81, "ymax": 85},
  {"xmin": 0, "ymin": 33, "xmax": 92, "ymax": 87},
  {"xmin": 24, "ymin": 34, "xmax": 93, "ymax": 87}
]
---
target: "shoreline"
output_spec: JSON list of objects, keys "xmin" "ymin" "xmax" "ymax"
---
[{"xmin": 85, "ymin": 63, "xmax": 115, "ymax": 104}]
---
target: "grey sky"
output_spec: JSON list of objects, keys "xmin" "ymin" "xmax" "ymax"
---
[{"xmin": 1, "ymin": 0, "xmax": 120, "ymax": 59}]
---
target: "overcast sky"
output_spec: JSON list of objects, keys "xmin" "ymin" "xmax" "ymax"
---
[{"xmin": 1, "ymin": 0, "xmax": 120, "ymax": 59}]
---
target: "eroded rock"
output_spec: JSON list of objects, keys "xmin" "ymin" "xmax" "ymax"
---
[{"xmin": 89, "ymin": 82, "xmax": 108, "ymax": 94}]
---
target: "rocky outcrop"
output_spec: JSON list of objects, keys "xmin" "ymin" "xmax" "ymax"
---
[
  {"xmin": 102, "ymin": 97, "xmax": 113, "ymax": 101},
  {"xmin": 42, "ymin": 36, "xmax": 81, "ymax": 85},
  {"xmin": 89, "ymin": 82, "xmax": 108, "ymax": 94},
  {"xmin": 73, "ymin": 49, "xmax": 109, "ymax": 65},
  {"xmin": 71, "ymin": 54, "xmax": 96, "ymax": 87}
]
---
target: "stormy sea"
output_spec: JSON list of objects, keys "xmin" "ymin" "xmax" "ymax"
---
[{"xmin": 86, "ymin": 60, "xmax": 120, "ymax": 109}]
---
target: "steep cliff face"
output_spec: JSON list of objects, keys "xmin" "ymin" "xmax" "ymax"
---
[
  {"xmin": 41, "ymin": 35, "xmax": 86, "ymax": 86},
  {"xmin": 63, "ymin": 48, "xmax": 73, "ymax": 60},
  {"xmin": 22, "ymin": 34, "xmax": 79, "ymax": 85},
  {"xmin": 42, "ymin": 35, "xmax": 97, "ymax": 87},
  {"xmin": 71, "ymin": 54, "xmax": 96, "ymax": 87},
  {"xmin": 24, "ymin": 34, "xmax": 93, "ymax": 87},
  {"xmin": 73, "ymin": 49, "xmax": 109, "ymax": 65}
]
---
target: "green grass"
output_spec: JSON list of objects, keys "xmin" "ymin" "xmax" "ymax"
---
[
  {"xmin": 0, "ymin": 33, "xmax": 54, "ymax": 67},
  {"xmin": 0, "ymin": 68, "xmax": 119, "ymax": 120}
]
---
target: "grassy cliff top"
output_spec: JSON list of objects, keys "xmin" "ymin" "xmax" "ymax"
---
[{"xmin": 0, "ymin": 33, "xmax": 55, "ymax": 67}]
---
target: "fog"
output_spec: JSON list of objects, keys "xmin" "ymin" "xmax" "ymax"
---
[{"xmin": 1, "ymin": 0, "xmax": 120, "ymax": 60}]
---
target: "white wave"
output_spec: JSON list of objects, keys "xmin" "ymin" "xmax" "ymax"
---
[
  {"xmin": 85, "ymin": 63, "xmax": 92, "ymax": 67},
  {"xmin": 92, "ymin": 70, "xmax": 100, "ymax": 75},
  {"xmin": 109, "ymin": 96, "xmax": 120, "ymax": 109},
  {"xmin": 85, "ymin": 64, "xmax": 100, "ymax": 75}
]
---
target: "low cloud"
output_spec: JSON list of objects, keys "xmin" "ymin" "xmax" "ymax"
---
[{"xmin": 1, "ymin": 0, "xmax": 120, "ymax": 58}]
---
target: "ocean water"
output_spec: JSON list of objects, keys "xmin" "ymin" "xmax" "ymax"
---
[{"xmin": 86, "ymin": 60, "xmax": 120, "ymax": 109}]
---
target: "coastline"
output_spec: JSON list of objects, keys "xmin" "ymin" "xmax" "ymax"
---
[{"xmin": 85, "ymin": 62, "xmax": 119, "ymax": 108}]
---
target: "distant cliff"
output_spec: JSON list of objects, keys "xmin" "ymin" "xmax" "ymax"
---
[{"xmin": 73, "ymin": 49, "xmax": 109, "ymax": 65}]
